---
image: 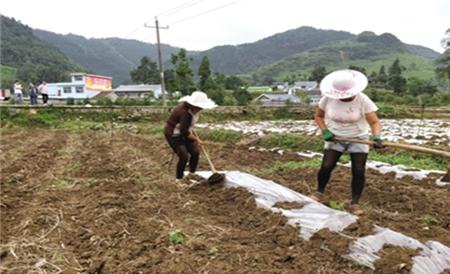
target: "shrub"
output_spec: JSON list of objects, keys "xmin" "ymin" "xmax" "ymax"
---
[
  {"xmin": 95, "ymin": 97, "xmax": 113, "ymax": 106},
  {"xmin": 66, "ymin": 98, "xmax": 75, "ymax": 105}
]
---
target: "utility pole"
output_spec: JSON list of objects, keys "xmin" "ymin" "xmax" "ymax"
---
[{"xmin": 145, "ymin": 17, "xmax": 169, "ymax": 106}]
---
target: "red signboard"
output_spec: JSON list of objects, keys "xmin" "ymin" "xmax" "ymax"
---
[{"xmin": 85, "ymin": 75, "xmax": 112, "ymax": 91}]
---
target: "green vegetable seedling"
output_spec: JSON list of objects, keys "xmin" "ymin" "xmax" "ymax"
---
[{"xmin": 169, "ymin": 229, "xmax": 184, "ymax": 245}]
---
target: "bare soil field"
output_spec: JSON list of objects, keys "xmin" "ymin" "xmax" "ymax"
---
[{"xmin": 1, "ymin": 128, "xmax": 449, "ymax": 273}]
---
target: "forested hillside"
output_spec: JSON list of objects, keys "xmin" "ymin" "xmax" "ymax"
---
[
  {"xmin": 252, "ymin": 32, "xmax": 438, "ymax": 82},
  {"xmin": 0, "ymin": 16, "xmax": 85, "ymax": 88},
  {"xmin": 34, "ymin": 24, "xmax": 440, "ymax": 85},
  {"xmin": 33, "ymin": 30, "xmax": 182, "ymax": 84}
]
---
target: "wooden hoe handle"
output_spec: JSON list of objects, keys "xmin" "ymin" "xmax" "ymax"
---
[
  {"xmin": 192, "ymin": 130, "xmax": 217, "ymax": 173},
  {"xmin": 333, "ymin": 137, "xmax": 450, "ymax": 158}
]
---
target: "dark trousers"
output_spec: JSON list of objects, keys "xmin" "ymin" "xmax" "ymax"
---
[
  {"xmin": 317, "ymin": 149, "xmax": 368, "ymax": 204},
  {"xmin": 30, "ymin": 95, "xmax": 38, "ymax": 105},
  {"xmin": 42, "ymin": 94, "xmax": 48, "ymax": 104},
  {"xmin": 166, "ymin": 136, "xmax": 199, "ymax": 179}
]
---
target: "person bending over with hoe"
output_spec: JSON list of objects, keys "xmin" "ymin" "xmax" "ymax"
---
[
  {"xmin": 310, "ymin": 69, "xmax": 382, "ymax": 215},
  {"xmin": 164, "ymin": 91, "xmax": 217, "ymax": 183}
]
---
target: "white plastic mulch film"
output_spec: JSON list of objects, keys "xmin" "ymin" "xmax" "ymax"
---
[
  {"xmin": 195, "ymin": 171, "xmax": 450, "ymax": 274},
  {"xmin": 196, "ymin": 170, "xmax": 357, "ymax": 240},
  {"xmin": 250, "ymin": 146, "xmax": 448, "ymax": 184},
  {"xmin": 196, "ymin": 119, "xmax": 450, "ymax": 146},
  {"xmin": 344, "ymin": 226, "xmax": 450, "ymax": 273}
]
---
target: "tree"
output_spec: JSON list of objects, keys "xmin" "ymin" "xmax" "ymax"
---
[
  {"xmin": 368, "ymin": 71, "xmax": 378, "ymax": 84},
  {"xmin": 225, "ymin": 75, "xmax": 246, "ymax": 90},
  {"xmin": 407, "ymin": 77, "xmax": 438, "ymax": 97},
  {"xmin": 130, "ymin": 56, "xmax": 160, "ymax": 84},
  {"xmin": 198, "ymin": 56, "xmax": 211, "ymax": 90},
  {"xmin": 309, "ymin": 66, "xmax": 327, "ymax": 82},
  {"xmin": 440, "ymin": 28, "xmax": 450, "ymax": 50},
  {"xmin": 376, "ymin": 65, "xmax": 388, "ymax": 87},
  {"xmin": 214, "ymin": 73, "xmax": 227, "ymax": 87},
  {"xmin": 203, "ymin": 77, "xmax": 224, "ymax": 105},
  {"xmin": 164, "ymin": 69, "xmax": 176, "ymax": 94},
  {"xmin": 296, "ymin": 90, "xmax": 311, "ymax": 105},
  {"xmin": 348, "ymin": 65, "xmax": 366, "ymax": 74},
  {"xmin": 435, "ymin": 29, "xmax": 450, "ymax": 81},
  {"xmin": 34, "ymin": 64, "xmax": 70, "ymax": 83},
  {"xmin": 435, "ymin": 50, "xmax": 450, "ymax": 81},
  {"xmin": 283, "ymin": 74, "xmax": 296, "ymax": 85},
  {"xmin": 171, "ymin": 49, "xmax": 196, "ymax": 95},
  {"xmin": 260, "ymin": 76, "xmax": 274, "ymax": 85},
  {"xmin": 388, "ymin": 58, "xmax": 406, "ymax": 94},
  {"xmin": 232, "ymin": 88, "xmax": 251, "ymax": 106}
]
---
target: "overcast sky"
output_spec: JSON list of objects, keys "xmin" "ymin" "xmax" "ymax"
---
[{"xmin": 1, "ymin": 0, "xmax": 449, "ymax": 53}]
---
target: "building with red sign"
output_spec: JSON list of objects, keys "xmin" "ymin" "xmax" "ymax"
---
[{"xmin": 46, "ymin": 73, "xmax": 112, "ymax": 100}]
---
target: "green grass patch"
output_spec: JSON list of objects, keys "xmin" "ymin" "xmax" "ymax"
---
[
  {"xmin": 195, "ymin": 128, "xmax": 242, "ymax": 144},
  {"xmin": 375, "ymin": 103, "xmax": 421, "ymax": 119},
  {"xmin": 140, "ymin": 124, "xmax": 164, "ymax": 135},
  {"xmin": 258, "ymin": 133, "xmax": 322, "ymax": 152},
  {"xmin": 264, "ymin": 160, "xmax": 322, "ymax": 173},
  {"xmin": 257, "ymin": 133, "xmax": 448, "ymax": 171},
  {"xmin": 368, "ymin": 151, "xmax": 449, "ymax": 171},
  {"xmin": 59, "ymin": 119, "xmax": 99, "ymax": 132},
  {"xmin": 65, "ymin": 161, "xmax": 81, "ymax": 170},
  {"xmin": 0, "ymin": 108, "xmax": 121, "ymax": 128}
]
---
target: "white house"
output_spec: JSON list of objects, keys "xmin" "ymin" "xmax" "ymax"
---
[
  {"xmin": 308, "ymin": 89, "xmax": 323, "ymax": 105},
  {"xmin": 286, "ymin": 81, "xmax": 318, "ymax": 94},
  {"xmin": 47, "ymin": 73, "xmax": 112, "ymax": 100},
  {"xmin": 113, "ymin": 84, "xmax": 164, "ymax": 99},
  {"xmin": 254, "ymin": 93, "xmax": 301, "ymax": 107}
]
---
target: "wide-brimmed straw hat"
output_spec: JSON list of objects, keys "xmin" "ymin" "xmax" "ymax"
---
[
  {"xmin": 320, "ymin": 69, "xmax": 368, "ymax": 99},
  {"xmin": 179, "ymin": 91, "xmax": 217, "ymax": 109}
]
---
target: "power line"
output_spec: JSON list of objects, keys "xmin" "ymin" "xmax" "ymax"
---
[
  {"xmin": 118, "ymin": 0, "xmax": 200, "ymax": 41},
  {"xmin": 157, "ymin": 0, "xmax": 206, "ymax": 18},
  {"xmin": 120, "ymin": 19, "xmax": 155, "ymax": 40},
  {"xmin": 157, "ymin": 0, "xmax": 197, "ymax": 16},
  {"xmin": 119, "ymin": 0, "xmax": 243, "ymax": 42},
  {"xmin": 168, "ymin": 1, "xmax": 240, "ymax": 26}
]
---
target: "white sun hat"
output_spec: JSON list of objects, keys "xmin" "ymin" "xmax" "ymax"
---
[
  {"xmin": 320, "ymin": 69, "xmax": 368, "ymax": 99},
  {"xmin": 179, "ymin": 91, "xmax": 217, "ymax": 109}
]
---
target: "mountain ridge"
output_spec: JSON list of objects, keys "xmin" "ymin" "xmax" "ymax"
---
[
  {"xmin": 34, "ymin": 25, "xmax": 439, "ymax": 84},
  {"xmin": 1, "ymin": 15, "xmax": 441, "ymax": 87},
  {"xmin": 0, "ymin": 16, "xmax": 85, "ymax": 88}
]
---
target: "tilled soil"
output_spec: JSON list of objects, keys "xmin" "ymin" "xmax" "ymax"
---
[{"xmin": 1, "ymin": 128, "xmax": 449, "ymax": 273}]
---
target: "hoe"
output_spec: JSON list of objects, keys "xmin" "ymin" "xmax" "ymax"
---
[{"xmin": 333, "ymin": 137, "xmax": 450, "ymax": 182}]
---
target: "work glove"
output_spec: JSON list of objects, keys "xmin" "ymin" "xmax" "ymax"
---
[
  {"xmin": 371, "ymin": 135, "xmax": 383, "ymax": 149},
  {"xmin": 321, "ymin": 129, "xmax": 334, "ymax": 141}
]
